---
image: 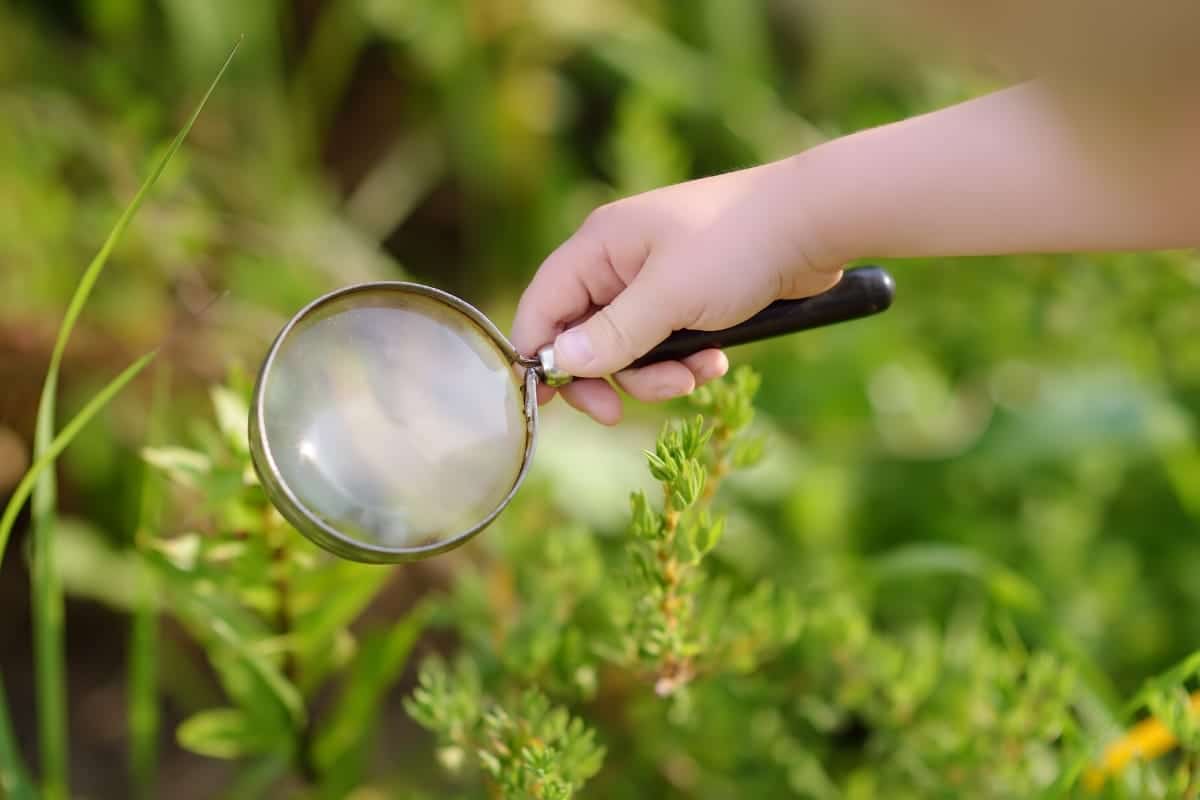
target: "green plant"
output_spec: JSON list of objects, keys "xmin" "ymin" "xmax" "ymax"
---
[
  {"xmin": 136, "ymin": 377, "xmax": 429, "ymax": 796},
  {"xmin": 390, "ymin": 367, "xmax": 1200, "ymax": 799},
  {"xmin": 24, "ymin": 356, "xmax": 1200, "ymax": 798},
  {"xmin": 406, "ymin": 657, "xmax": 604, "ymax": 800},
  {"xmin": 608, "ymin": 368, "xmax": 782, "ymax": 700},
  {"xmin": 0, "ymin": 43, "xmax": 239, "ymax": 800}
]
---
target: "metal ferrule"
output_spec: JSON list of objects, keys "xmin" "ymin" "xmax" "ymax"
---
[{"xmin": 536, "ymin": 345, "xmax": 573, "ymax": 387}]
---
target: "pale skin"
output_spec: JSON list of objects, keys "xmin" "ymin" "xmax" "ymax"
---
[{"xmin": 511, "ymin": 80, "xmax": 1200, "ymax": 424}]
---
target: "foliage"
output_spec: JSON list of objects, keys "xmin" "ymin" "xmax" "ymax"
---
[
  {"xmin": 137, "ymin": 380, "xmax": 431, "ymax": 796},
  {"xmin": 398, "ymin": 368, "xmax": 1187, "ymax": 799},
  {"xmin": 0, "ymin": 43, "xmax": 237, "ymax": 800},
  {"xmin": 406, "ymin": 657, "xmax": 604, "ymax": 800}
]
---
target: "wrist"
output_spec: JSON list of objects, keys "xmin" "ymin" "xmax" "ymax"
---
[{"xmin": 777, "ymin": 139, "xmax": 873, "ymax": 272}]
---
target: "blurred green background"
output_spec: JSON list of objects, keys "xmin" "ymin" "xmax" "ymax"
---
[{"xmin": 3, "ymin": 0, "xmax": 1200, "ymax": 797}]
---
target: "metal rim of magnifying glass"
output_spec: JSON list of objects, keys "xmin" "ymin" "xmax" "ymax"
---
[{"xmin": 249, "ymin": 281, "xmax": 542, "ymax": 564}]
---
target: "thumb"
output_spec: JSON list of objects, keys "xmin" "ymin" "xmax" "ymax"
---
[{"xmin": 552, "ymin": 271, "xmax": 684, "ymax": 378}]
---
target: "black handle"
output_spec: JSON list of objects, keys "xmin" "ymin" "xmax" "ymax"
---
[{"xmin": 628, "ymin": 265, "xmax": 895, "ymax": 369}]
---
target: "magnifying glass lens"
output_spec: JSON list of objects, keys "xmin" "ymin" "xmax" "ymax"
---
[{"xmin": 258, "ymin": 289, "xmax": 528, "ymax": 551}]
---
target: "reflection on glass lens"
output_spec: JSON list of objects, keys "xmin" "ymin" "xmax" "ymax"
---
[{"xmin": 259, "ymin": 289, "xmax": 527, "ymax": 551}]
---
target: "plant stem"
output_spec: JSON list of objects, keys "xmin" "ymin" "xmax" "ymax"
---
[
  {"xmin": 0, "ymin": 674, "xmax": 35, "ymax": 800},
  {"xmin": 31, "ymin": 502, "xmax": 68, "ymax": 800},
  {"xmin": 654, "ymin": 423, "xmax": 737, "ymax": 694},
  {"xmin": 655, "ymin": 488, "xmax": 692, "ymax": 696},
  {"xmin": 268, "ymin": 512, "xmax": 315, "ymax": 782},
  {"xmin": 128, "ymin": 558, "xmax": 159, "ymax": 797},
  {"xmin": 1185, "ymin": 751, "xmax": 1200, "ymax": 800},
  {"xmin": 701, "ymin": 428, "xmax": 733, "ymax": 505},
  {"xmin": 130, "ymin": 365, "xmax": 168, "ymax": 799}
]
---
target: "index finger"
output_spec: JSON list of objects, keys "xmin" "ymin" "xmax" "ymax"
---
[
  {"xmin": 511, "ymin": 232, "xmax": 624, "ymax": 358},
  {"xmin": 513, "ymin": 196, "xmax": 665, "ymax": 355}
]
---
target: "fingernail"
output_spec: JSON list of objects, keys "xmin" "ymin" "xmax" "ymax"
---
[
  {"xmin": 655, "ymin": 387, "xmax": 689, "ymax": 401},
  {"xmin": 698, "ymin": 361, "xmax": 727, "ymax": 381},
  {"xmin": 657, "ymin": 380, "xmax": 695, "ymax": 401},
  {"xmin": 555, "ymin": 328, "xmax": 593, "ymax": 370}
]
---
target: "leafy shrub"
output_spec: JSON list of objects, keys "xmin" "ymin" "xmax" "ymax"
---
[{"xmin": 117, "ymin": 368, "xmax": 1197, "ymax": 798}]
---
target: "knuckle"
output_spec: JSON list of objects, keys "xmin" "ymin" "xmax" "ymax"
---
[
  {"xmin": 582, "ymin": 201, "xmax": 622, "ymax": 233},
  {"xmin": 777, "ymin": 267, "xmax": 841, "ymax": 300}
]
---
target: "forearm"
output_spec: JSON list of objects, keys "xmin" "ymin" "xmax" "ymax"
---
[{"xmin": 795, "ymin": 81, "xmax": 1200, "ymax": 265}]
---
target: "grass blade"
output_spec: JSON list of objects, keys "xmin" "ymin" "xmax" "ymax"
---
[
  {"xmin": 22, "ymin": 41, "xmax": 239, "ymax": 799},
  {"xmin": 0, "ymin": 350, "xmax": 155, "ymax": 797},
  {"xmin": 0, "ymin": 350, "xmax": 156, "ymax": 796},
  {"xmin": 0, "ymin": 675, "xmax": 36, "ymax": 800},
  {"xmin": 0, "ymin": 351, "xmax": 159, "ymax": 559},
  {"xmin": 31, "ymin": 37, "xmax": 241, "ymax": 446}
]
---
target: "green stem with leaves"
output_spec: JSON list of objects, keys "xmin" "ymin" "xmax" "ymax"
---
[
  {"xmin": 625, "ymin": 368, "xmax": 765, "ymax": 697},
  {"xmin": 654, "ymin": 485, "xmax": 694, "ymax": 695}
]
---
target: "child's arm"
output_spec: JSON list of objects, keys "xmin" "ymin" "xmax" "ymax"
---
[
  {"xmin": 806, "ymin": 81, "xmax": 1200, "ymax": 263},
  {"xmin": 511, "ymin": 81, "xmax": 1200, "ymax": 424}
]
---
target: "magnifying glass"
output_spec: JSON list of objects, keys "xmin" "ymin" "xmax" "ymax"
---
[{"xmin": 248, "ymin": 266, "xmax": 894, "ymax": 563}]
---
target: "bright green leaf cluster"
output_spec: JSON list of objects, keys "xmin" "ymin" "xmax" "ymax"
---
[
  {"xmin": 618, "ymin": 367, "xmax": 767, "ymax": 697},
  {"xmin": 406, "ymin": 657, "xmax": 604, "ymax": 800},
  {"xmin": 691, "ymin": 366, "xmax": 762, "ymax": 440}
]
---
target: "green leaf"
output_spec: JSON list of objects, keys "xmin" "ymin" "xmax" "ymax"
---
[
  {"xmin": 675, "ymin": 459, "xmax": 706, "ymax": 508},
  {"xmin": 1128, "ymin": 649, "xmax": 1200, "ymax": 715},
  {"xmin": 629, "ymin": 490, "xmax": 658, "ymax": 538},
  {"xmin": 629, "ymin": 548, "xmax": 654, "ymax": 583},
  {"xmin": 0, "ymin": 351, "xmax": 158, "ymax": 569},
  {"xmin": 315, "ymin": 604, "xmax": 431, "ymax": 794},
  {"xmin": 644, "ymin": 450, "xmax": 673, "ymax": 482},
  {"xmin": 870, "ymin": 543, "xmax": 1044, "ymax": 614},
  {"xmin": 405, "ymin": 655, "xmax": 483, "ymax": 744},
  {"xmin": 53, "ymin": 518, "xmax": 146, "ymax": 611},
  {"xmin": 732, "ymin": 435, "xmax": 766, "ymax": 469},
  {"xmin": 178, "ymin": 708, "xmax": 286, "ymax": 760},
  {"xmin": 152, "ymin": 533, "xmax": 203, "ymax": 571},
  {"xmin": 694, "ymin": 516, "xmax": 725, "ymax": 561},
  {"xmin": 291, "ymin": 562, "xmax": 394, "ymax": 684},
  {"xmin": 142, "ymin": 446, "xmax": 213, "ymax": 487},
  {"xmin": 224, "ymin": 756, "xmax": 291, "ymax": 800},
  {"xmin": 169, "ymin": 588, "xmax": 306, "ymax": 729},
  {"xmin": 210, "ymin": 385, "xmax": 251, "ymax": 454}
]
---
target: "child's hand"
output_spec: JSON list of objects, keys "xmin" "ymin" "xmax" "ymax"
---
[
  {"xmin": 510, "ymin": 160, "xmax": 844, "ymax": 424},
  {"xmin": 513, "ymin": 80, "xmax": 1200, "ymax": 425}
]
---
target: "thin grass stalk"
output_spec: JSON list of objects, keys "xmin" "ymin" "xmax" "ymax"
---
[
  {"xmin": 0, "ymin": 352, "xmax": 160, "ymax": 559},
  {"xmin": 30, "ymin": 473, "xmax": 68, "ymax": 800},
  {"xmin": 0, "ymin": 352, "xmax": 157, "ymax": 800},
  {"xmin": 20, "ymin": 42, "xmax": 239, "ymax": 798},
  {"xmin": 129, "ymin": 365, "xmax": 170, "ymax": 798},
  {"xmin": 0, "ymin": 675, "xmax": 36, "ymax": 800}
]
